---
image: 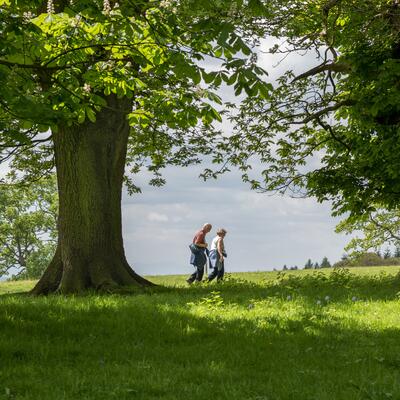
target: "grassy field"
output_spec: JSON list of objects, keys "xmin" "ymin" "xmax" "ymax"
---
[{"xmin": 1, "ymin": 267, "xmax": 400, "ymax": 399}]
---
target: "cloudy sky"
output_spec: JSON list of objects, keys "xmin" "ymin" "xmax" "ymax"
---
[{"xmin": 123, "ymin": 164, "xmax": 352, "ymax": 276}]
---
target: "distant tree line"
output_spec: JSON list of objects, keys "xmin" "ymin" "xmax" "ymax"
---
[
  {"xmin": 333, "ymin": 249, "xmax": 400, "ymax": 268},
  {"xmin": 302, "ymin": 257, "xmax": 331, "ymax": 270},
  {"xmin": 275, "ymin": 257, "xmax": 332, "ymax": 271},
  {"xmin": 278, "ymin": 248, "xmax": 400, "ymax": 272},
  {"xmin": 281, "ymin": 265, "xmax": 299, "ymax": 271}
]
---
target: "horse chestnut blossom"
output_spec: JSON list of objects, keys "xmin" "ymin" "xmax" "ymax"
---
[
  {"xmin": 103, "ymin": 0, "xmax": 111, "ymax": 14},
  {"xmin": 47, "ymin": 0, "xmax": 55, "ymax": 14},
  {"xmin": 22, "ymin": 11, "xmax": 34, "ymax": 23},
  {"xmin": 83, "ymin": 83, "xmax": 92, "ymax": 94},
  {"xmin": 160, "ymin": 0, "xmax": 172, "ymax": 8}
]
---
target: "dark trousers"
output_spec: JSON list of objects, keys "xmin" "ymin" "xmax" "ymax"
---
[
  {"xmin": 208, "ymin": 264, "xmax": 224, "ymax": 282},
  {"xmin": 187, "ymin": 265, "xmax": 205, "ymax": 283}
]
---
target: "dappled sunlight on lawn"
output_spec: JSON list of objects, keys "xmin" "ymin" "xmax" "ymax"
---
[{"xmin": 1, "ymin": 268, "xmax": 400, "ymax": 399}]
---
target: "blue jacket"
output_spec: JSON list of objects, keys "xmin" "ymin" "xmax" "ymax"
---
[
  {"xmin": 189, "ymin": 244, "xmax": 208, "ymax": 268},
  {"xmin": 209, "ymin": 249, "xmax": 227, "ymax": 270}
]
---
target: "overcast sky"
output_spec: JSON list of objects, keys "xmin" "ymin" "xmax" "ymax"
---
[{"xmin": 123, "ymin": 165, "xmax": 352, "ymax": 276}]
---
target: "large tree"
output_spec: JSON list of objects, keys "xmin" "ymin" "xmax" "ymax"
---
[
  {"xmin": 0, "ymin": 0, "xmax": 269, "ymax": 293},
  {"xmin": 212, "ymin": 0, "xmax": 400, "ymax": 216}
]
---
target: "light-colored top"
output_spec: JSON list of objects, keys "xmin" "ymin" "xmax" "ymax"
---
[{"xmin": 210, "ymin": 236, "xmax": 223, "ymax": 251}]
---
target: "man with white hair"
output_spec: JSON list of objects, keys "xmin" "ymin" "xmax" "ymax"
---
[{"xmin": 186, "ymin": 223, "xmax": 212, "ymax": 284}]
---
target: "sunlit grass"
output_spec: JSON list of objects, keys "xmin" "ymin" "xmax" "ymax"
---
[
  {"xmin": 147, "ymin": 265, "xmax": 400, "ymax": 286},
  {"xmin": 1, "ymin": 267, "xmax": 400, "ymax": 399}
]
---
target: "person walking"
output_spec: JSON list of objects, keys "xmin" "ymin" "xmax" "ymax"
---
[
  {"xmin": 207, "ymin": 228, "xmax": 227, "ymax": 282},
  {"xmin": 187, "ymin": 223, "xmax": 212, "ymax": 284}
]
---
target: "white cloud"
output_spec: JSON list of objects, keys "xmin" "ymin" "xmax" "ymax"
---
[{"xmin": 147, "ymin": 212, "xmax": 169, "ymax": 222}]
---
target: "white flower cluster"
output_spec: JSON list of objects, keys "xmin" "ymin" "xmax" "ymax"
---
[
  {"xmin": 22, "ymin": 11, "xmax": 34, "ymax": 23},
  {"xmin": 83, "ymin": 83, "xmax": 92, "ymax": 93},
  {"xmin": 47, "ymin": 0, "xmax": 55, "ymax": 14},
  {"xmin": 159, "ymin": 0, "xmax": 172, "ymax": 8},
  {"xmin": 159, "ymin": 0, "xmax": 177, "ymax": 13},
  {"xmin": 103, "ymin": 0, "xmax": 111, "ymax": 14},
  {"xmin": 195, "ymin": 86, "xmax": 205, "ymax": 97},
  {"xmin": 227, "ymin": 3, "xmax": 238, "ymax": 17}
]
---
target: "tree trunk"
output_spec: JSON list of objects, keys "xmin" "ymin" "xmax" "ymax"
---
[{"xmin": 31, "ymin": 95, "xmax": 153, "ymax": 294}]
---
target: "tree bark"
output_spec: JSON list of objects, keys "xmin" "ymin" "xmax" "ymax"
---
[{"xmin": 31, "ymin": 95, "xmax": 153, "ymax": 294}]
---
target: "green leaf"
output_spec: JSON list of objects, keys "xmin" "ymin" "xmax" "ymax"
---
[
  {"xmin": 86, "ymin": 107, "xmax": 96, "ymax": 123},
  {"xmin": 214, "ymin": 47, "xmax": 223, "ymax": 58},
  {"xmin": 248, "ymin": 0, "xmax": 267, "ymax": 16},
  {"xmin": 77, "ymin": 109, "xmax": 86, "ymax": 124},
  {"xmin": 202, "ymin": 71, "xmax": 217, "ymax": 84}
]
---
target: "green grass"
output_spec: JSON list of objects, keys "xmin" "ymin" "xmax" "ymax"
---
[{"xmin": 2, "ymin": 267, "xmax": 400, "ymax": 399}]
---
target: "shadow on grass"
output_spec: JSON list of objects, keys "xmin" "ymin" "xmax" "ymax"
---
[{"xmin": 1, "ymin": 272, "xmax": 400, "ymax": 400}]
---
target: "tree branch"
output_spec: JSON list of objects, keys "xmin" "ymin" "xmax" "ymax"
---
[
  {"xmin": 370, "ymin": 215, "xmax": 400, "ymax": 241},
  {"xmin": 315, "ymin": 116, "xmax": 351, "ymax": 151},
  {"xmin": 301, "ymin": 99, "xmax": 355, "ymax": 123},
  {"xmin": 322, "ymin": 0, "xmax": 343, "ymax": 15},
  {"xmin": 292, "ymin": 62, "xmax": 351, "ymax": 83}
]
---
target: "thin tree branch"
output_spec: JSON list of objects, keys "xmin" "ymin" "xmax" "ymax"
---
[
  {"xmin": 370, "ymin": 215, "xmax": 400, "ymax": 241},
  {"xmin": 292, "ymin": 62, "xmax": 351, "ymax": 83},
  {"xmin": 301, "ymin": 99, "xmax": 355, "ymax": 123}
]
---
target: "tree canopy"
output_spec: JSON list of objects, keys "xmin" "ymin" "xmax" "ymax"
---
[
  {"xmin": 212, "ymin": 0, "xmax": 400, "ymax": 216},
  {"xmin": 0, "ymin": 0, "xmax": 270, "ymax": 187}
]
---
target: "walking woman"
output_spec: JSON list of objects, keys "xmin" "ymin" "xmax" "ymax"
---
[{"xmin": 208, "ymin": 228, "xmax": 227, "ymax": 282}]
